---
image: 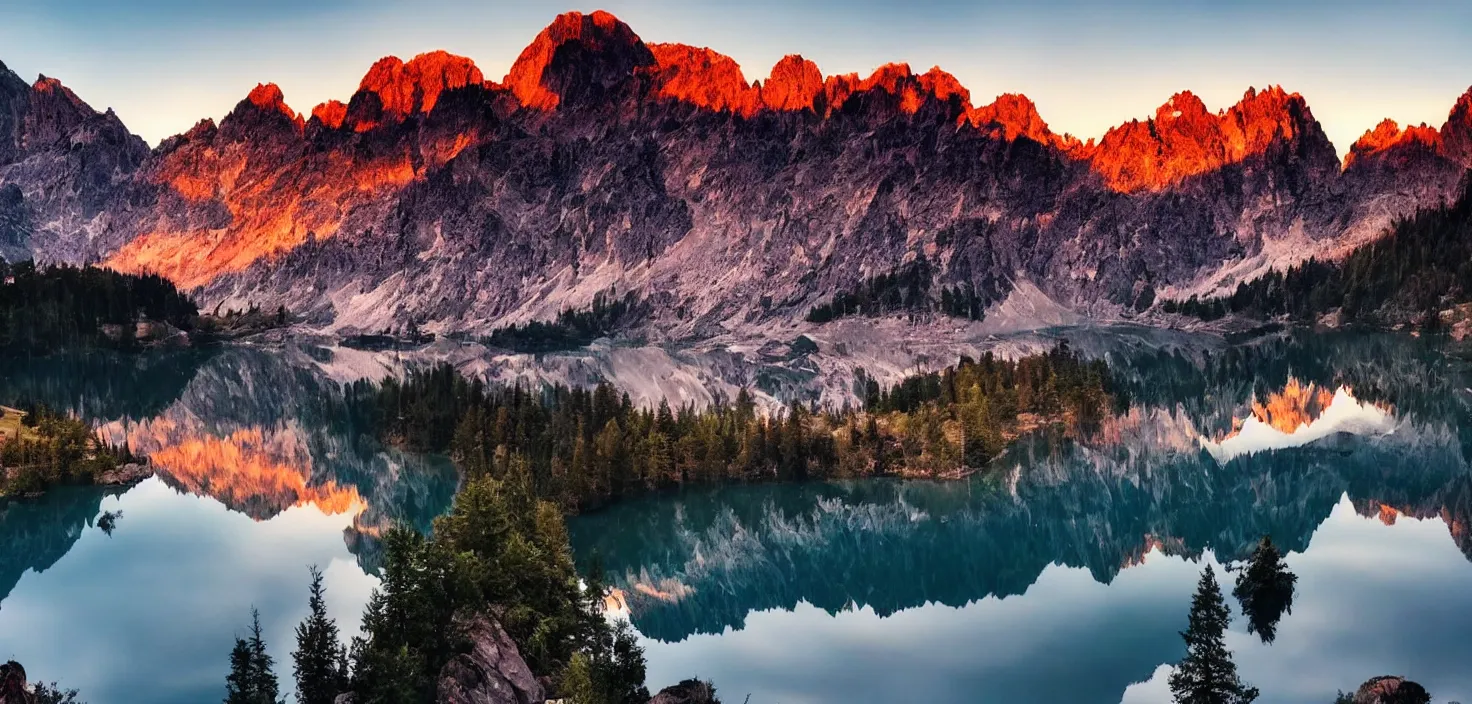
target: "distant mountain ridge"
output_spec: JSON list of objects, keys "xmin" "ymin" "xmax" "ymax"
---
[{"xmin": 1, "ymin": 10, "xmax": 1470, "ymax": 336}]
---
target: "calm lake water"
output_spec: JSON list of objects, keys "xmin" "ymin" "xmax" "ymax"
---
[{"xmin": 3, "ymin": 331, "xmax": 1472, "ymax": 703}]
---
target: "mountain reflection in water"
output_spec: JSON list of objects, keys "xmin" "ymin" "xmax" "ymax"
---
[
  {"xmin": 0, "ymin": 345, "xmax": 458, "ymax": 603},
  {"xmin": 569, "ymin": 330, "xmax": 1472, "ymax": 703},
  {"xmin": 2, "ymin": 329, "xmax": 1471, "ymax": 703}
]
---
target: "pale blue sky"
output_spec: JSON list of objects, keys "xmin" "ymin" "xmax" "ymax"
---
[{"xmin": 2, "ymin": 0, "xmax": 1470, "ymax": 152}]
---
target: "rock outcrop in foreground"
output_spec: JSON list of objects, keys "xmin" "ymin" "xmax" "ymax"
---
[{"xmin": 436, "ymin": 613, "xmax": 545, "ymax": 704}]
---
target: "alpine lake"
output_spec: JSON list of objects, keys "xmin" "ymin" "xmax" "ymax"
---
[{"xmin": 2, "ymin": 327, "xmax": 1471, "ymax": 704}]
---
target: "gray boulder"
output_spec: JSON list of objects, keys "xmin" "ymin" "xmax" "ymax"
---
[{"xmin": 436, "ymin": 613, "xmax": 543, "ymax": 704}]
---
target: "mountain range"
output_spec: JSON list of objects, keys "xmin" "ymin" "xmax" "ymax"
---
[{"xmin": 2, "ymin": 9, "xmax": 1471, "ymax": 336}]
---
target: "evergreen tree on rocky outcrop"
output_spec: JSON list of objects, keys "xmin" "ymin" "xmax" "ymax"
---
[
  {"xmin": 1232, "ymin": 536, "xmax": 1298, "ymax": 644},
  {"xmin": 291, "ymin": 566, "xmax": 348, "ymax": 704},
  {"xmin": 225, "ymin": 608, "xmax": 281, "ymax": 704},
  {"xmin": 1169, "ymin": 566, "xmax": 1258, "ymax": 704}
]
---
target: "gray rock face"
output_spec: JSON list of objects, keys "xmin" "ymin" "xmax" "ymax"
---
[
  {"xmin": 436, "ymin": 613, "xmax": 544, "ymax": 704},
  {"xmin": 0, "ymin": 60, "xmax": 149, "ymax": 263}
]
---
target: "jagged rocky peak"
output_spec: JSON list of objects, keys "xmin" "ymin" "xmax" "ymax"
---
[
  {"xmin": 1440, "ymin": 86, "xmax": 1472, "ymax": 166},
  {"xmin": 311, "ymin": 99, "xmax": 348, "ymax": 129},
  {"xmin": 854, "ymin": 62, "xmax": 961, "ymax": 114},
  {"xmin": 789, "ymin": 61, "xmax": 976, "ymax": 120},
  {"xmin": 346, "ymin": 51, "xmax": 485, "ymax": 129},
  {"xmin": 918, "ymin": 66, "xmax": 971, "ymax": 108},
  {"xmin": 218, "ymin": 82, "xmax": 305, "ymax": 139},
  {"xmin": 504, "ymin": 9, "xmax": 655, "ymax": 110},
  {"xmin": 22, "ymin": 74, "xmax": 95, "ymax": 148},
  {"xmin": 760, "ymin": 54, "xmax": 824, "ymax": 111},
  {"xmin": 1088, "ymin": 85, "xmax": 1335, "ymax": 192},
  {"xmin": 968, "ymin": 93, "xmax": 1058, "ymax": 145},
  {"xmin": 246, "ymin": 83, "xmax": 296, "ymax": 119},
  {"xmin": 1345, "ymin": 118, "xmax": 1442, "ymax": 168},
  {"xmin": 647, "ymin": 42, "xmax": 758, "ymax": 114}
]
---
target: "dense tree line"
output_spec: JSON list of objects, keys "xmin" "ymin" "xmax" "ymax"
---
[
  {"xmin": 350, "ymin": 342, "xmax": 1119, "ymax": 512},
  {"xmin": 1162, "ymin": 179, "xmax": 1472, "ymax": 326},
  {"xmin": 0, "ymin": 405, "xmax": 134, "ymax": 498},
  {"xmin": 484, "ymin": 290, "xmax": 644, "ymax": 353},
  {"xmin": 0, "ymin": 260, "xmax": 198, "ymax": 355},
  {"xmin": 806, "ymin": 256, "xmax": 987, "ymax": 323}
]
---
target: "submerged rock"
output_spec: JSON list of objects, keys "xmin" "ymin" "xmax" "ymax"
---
[
  {"xmin": 436, "ymin": 613, "xmax": 543, "ymax": 704},
  {"xmin": 1353, "ymin": 676, "xmax": 1431, "ymax": 704},
  {"xmin": 96, "ymin": 462, "xmax": 153, "ymax": 486}
]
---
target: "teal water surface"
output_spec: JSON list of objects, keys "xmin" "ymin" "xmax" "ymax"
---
[
  {"xmin": 568, "ymin": 331, "xmax": 1472, "ymax": 703},
  {"xmin": 2, "ymin": 331, "xmax": 1471, "ymax": 703}
]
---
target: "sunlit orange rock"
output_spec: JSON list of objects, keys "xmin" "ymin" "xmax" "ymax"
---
[
  {"xmin": 859, "ymin": 63, "xmax": 927, "ymax": 113},
  {"xmin": 245, "ymin": 83, "xmax": 304, "ymax": 131},
  {"xmin": 504, "ymin": 10, "xmax": 652, "ymax": 111},
  {"xmin": 1440, "ymin": 86, "xmax": 1472, "ymax": 166},
  {"xmin": 759, "ymin": 54, "xmax": 824, "ymax": 112},
  {"xmin": 1088, "ymin": 86, "xmax": 1322, "ymax": 192},
  {"xmin": 1344, "ymin": 119, "xmax": 1442, "ymax": 169},
  {"xmin": 146, "ymin": 427, "xmax": 364, "ymax": 520},
  {"xmin": 106, "ymin": 101, "xmax": 420, "ymax": 289},
  {"xmin": 310, "ymin": 99, "xmax": 347, "ymax": 129},
  {"xmin": 356, "ymin": 51, "xmax": 484, "ymax": 124},
  {"xmin": 31, "ymin": 75, "xmax": 64, "ymax": 94},
  {"xmin": 1250, "ymin": 377, "xmax": 1336, "ymax": 433},
  {"xmin": 821, "ymin": 72, "xmax": 860, "ymax": 113},
  {"xmin": 647, "ymin": 43, "xmax": 759, "ymax": 115},
  {"xmin": 918, "ymin": 66, "xmax": 971, "ymax": 109},
  {"xmin": 969, "ymin": 94, "xmax": 1052, "ymax": 143}
]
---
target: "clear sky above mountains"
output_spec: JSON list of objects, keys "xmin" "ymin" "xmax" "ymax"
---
[{"xmin": 4, "ymin": 0, "xmax": 1471, "ymax": 152}]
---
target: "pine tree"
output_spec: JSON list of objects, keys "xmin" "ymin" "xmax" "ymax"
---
[
  {"xmin": 1169, "ymin": 566, "xmax": 1258, "ymax": 704},
  {"xmin": 225, "ymin": 608, "xmax": 281, "ymax": 704},
  {"xmin": 1232, "ymin": 536, "xmax": 1298, "ymax": 644},
  {"xmin": 224, "ymin": 637, "xmax": 256, "ymax": 704},
  {"xmin": 293, "ymin": 566, "xmax": 348, "ymax": 704}
]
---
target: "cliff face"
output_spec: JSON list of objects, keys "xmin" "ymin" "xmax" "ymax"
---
[
  {"xmin": 2, "ymin": 12, "xmax": 1470, "ymax": 335},
  {"xmin": 0, "ymin": 61, "xmax": 149, "ymax": 262}
]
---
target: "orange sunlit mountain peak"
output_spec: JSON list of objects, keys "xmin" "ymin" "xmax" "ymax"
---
[
  {"xmin": 1249, "ymin": 377, "xmax": 1337, "ymax": 433},
  {"xmin": 32, "ymin": 75, "xmax": 66, "ymax": 94},
  {"xmin": 245, "ymin": 83, "xmax": 299, "ymax": 123},
  {"xmin": 1087, "ymin": 85, "xmax": 1322, "ymax": 192},
  {"xmin": 918, "ymin": 66, "xmax": 971, "ymax": 108},
  {"xmin": 147, "ymin": 426, "xmax": 366, "ymax": 521},
  {"xmin": 760, "ymin": 54, "xmax": 824, "ymax": 112},
  {"xmin": 1345, "ymin": 119, "xmax": 1443, "ymax": 168},
  {"xmin": 648, "ymin": 43, "xmax": 758, "ymax": 115},
  {"xmin": 311, "ymin": 99, "xmax": 348, "ymax": 129},
  {"xmin": 968, "ymin": 93, "xmax": 1059, "ymax": 146},
  {"xmin": 504, "ymin": 9, "xmax": 651, "ymax": 111},
  {"xmin": 356, "ymin": 51, "xmax": 484, "ymax": 124}
]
